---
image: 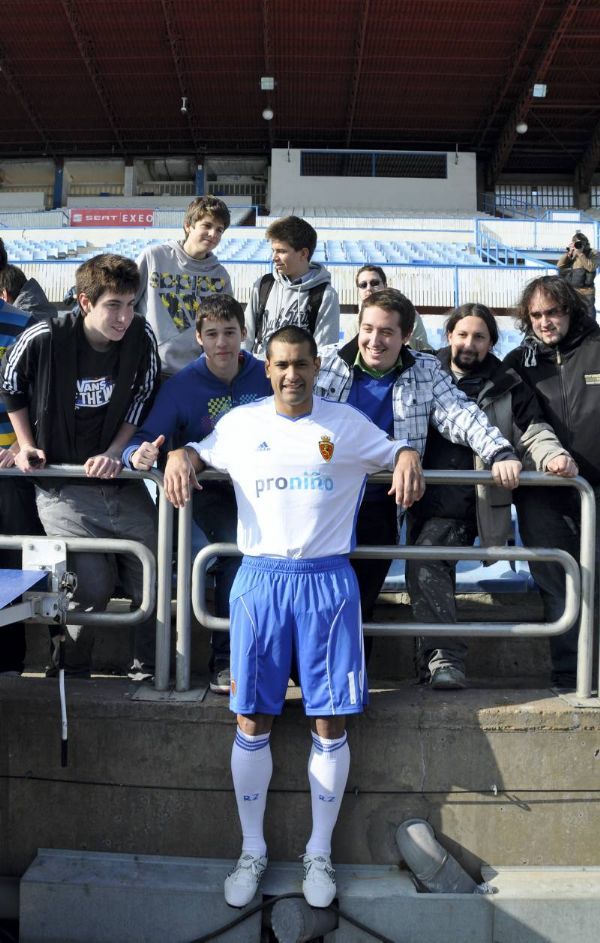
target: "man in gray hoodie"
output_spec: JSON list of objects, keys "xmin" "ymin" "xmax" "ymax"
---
[
  {"xmin": 244, "ymin": 216, "xmax": 340, "ymax": 358},
  {"xmin": 135, "ymin": 196, "xmax": 232, "ymax": 377}
]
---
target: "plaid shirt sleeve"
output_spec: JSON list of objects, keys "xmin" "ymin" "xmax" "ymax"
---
[{"xmin": 392, "ymin": 353, "xmax": 511, "ymax": 462}]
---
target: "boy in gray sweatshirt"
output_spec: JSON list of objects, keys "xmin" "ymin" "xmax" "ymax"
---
[{"xmin": 135, "ymin": 196, "xmax": 232, "ymax": 376}]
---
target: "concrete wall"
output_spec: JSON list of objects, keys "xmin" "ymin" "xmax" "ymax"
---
[{"xmin": 270, "ymin": 148, "xmax": 477, "ymax": 212}]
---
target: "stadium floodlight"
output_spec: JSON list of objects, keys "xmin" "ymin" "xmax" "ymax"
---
[
  {"xmin": 516, "ymin": 121, "xmax": 528, "ymax": 134},
  {"xmin": 262, "ymin": 108, "xmax": 274, "ymax": 121},
  {"xmin": 532, "ymin": 84, "xmax": 547, "ymax": 98},
  {"xmin": 260, "ymin": 77, "xmax": 275, "ymax": 90}
]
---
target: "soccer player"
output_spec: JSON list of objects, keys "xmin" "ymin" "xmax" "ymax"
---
[{"xmin": 163, "ymin": 325, "xmax": 423, "ymax": 909}]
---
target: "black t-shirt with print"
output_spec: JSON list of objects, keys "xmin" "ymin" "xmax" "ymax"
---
[{"xmin": 73, "ymin": 328, "xmax": 120, "ymax": 463}]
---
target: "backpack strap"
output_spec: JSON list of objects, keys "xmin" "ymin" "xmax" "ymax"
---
[
  {"xmin": 305, "ymin": 283, "xmax": 327, "ymax": 336},
  {"xmin": 253, "ymin": 273, "xmax": 275, "ymax": 351},
  {"xmin": 254, "ymin": 275, "xmax": 327, "ymax": 350}
]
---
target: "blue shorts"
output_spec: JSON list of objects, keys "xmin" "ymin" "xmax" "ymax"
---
[{"xmin": 229, "ymin": 555, "xmax": 367, "ymax": 717}]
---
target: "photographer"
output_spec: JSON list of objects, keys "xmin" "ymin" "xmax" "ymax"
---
[{"xmin": 557, "ymin": 231, "xmax": 599, "ymax": 314}]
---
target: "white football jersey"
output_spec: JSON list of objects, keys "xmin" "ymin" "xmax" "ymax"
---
[{"xmin": 189, "ymin": 395, "xmax": 404, "ymax": 558}]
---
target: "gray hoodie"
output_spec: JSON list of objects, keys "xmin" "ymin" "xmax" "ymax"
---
[
  {"xmin": 135, "ymin": 240, "xmax": 232, "ymax": 376},
  {"xmin": 243, "ymin": 262, "xmax": 340, "ymax": 358}
]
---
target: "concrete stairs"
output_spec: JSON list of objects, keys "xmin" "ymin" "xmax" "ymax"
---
[{"xmin": 18, "ymin": 849, "xmax": 600, "ymax": 942}]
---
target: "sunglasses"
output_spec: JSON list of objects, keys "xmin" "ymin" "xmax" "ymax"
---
[{"xmin": 358, "ymin": 279, "xmax": 382, "ymax": 289}]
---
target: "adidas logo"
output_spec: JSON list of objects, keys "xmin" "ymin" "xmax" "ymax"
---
[{"xmin": 257, "ymin": 441, "xmax": 270, "ymax": 451}]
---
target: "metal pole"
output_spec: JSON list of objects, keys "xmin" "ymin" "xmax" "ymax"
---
[{"xmin": 175, "ymin": 499, "xmax": 192, "ymax": 692}]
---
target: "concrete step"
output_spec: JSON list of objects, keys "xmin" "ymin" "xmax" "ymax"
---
[
  {"xmin": 2, "ymin": 676, "xmax": 599, "ymax": 883},
  {"xmin": 19, "ymin": 849, "xmax": 600, "ymax": 943}
]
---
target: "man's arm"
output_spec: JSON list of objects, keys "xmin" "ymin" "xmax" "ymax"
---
[
  {"xmin": 84, "ymin": 421, "xmax": 138, "ymax": 478},
  {"xmin": 242, "ymin": 281, "xmax": 260, "ymax": 352},
  {"xmin": 388, "ymin": 447, "xmax": 425, "ymax": 508},
  {"xmin": 164, "ymin": 446, "xmax": 205, "ymax": 508},
  {"xmin": 8, "ymin": 407, "xmax": 46, "ymax": 471},
  {"xmin": 429, "ymin": 364, "xmax": 512, "ymax": 465},
  {"xmin": 122, "ymin": 375, "xmax": 181, "ymax": 468}
]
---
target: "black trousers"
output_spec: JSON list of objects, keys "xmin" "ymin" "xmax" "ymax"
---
[{"xmin": 350, "ymin": 493, "xmax": 400, "ymax": 662}]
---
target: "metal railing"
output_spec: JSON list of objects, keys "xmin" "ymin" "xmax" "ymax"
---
[
  {"xmin": 179, "ymin": 470, "xmax": 596, "ymax": 700},
  {"xmin": 0, "ymin": 465, "xmax": 174, "ymax": 690}
]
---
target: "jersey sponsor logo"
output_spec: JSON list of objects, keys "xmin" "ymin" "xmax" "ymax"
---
[
  {"xmin": 255, "ymin": 470, "xmax": 334, "ymax": 498},
  {"xmin": 75, "ymin": 376, "xmax": 114, "ymax": 409},
  {"xmin": 318, "ymin": 434, "xmax": 334, "ymax": 462},
  {"xmin": 584, "ymin": 374, "xmax": 600, "ymax": 384},
  {"xmin": 243, "ymin": 793, "xmax": 260, "ymax": 801},
  {"xmin": 256, "ymin": 441, "xmax": 270, "ymax": 451}
]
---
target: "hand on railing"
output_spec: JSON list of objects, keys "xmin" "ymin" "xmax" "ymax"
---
[
  {"xmin": 14, "ymin": 447, "xmax": 46, "ymax": 472},
  {"xmin": 546, "ymin": 454, "xmax": 578, "ymax": 478},
  {"xmin": 0, "ymin": 446, "xmax": 16, "ymax": 469},
  {"xmin": 164, "ymin": 447, "xmax": 203, "ymax": 508},
  {"xmin": 130, "ymin": 435, "xmax": 165, "ymax": 471},
  {"xmin": 389, "ymin": 447, "xmax": 425, "ymax": 508},
  {"xmin": 491, "ymin": 459, "xmax": 521, "ymax": 490},
  {"xmin": 84, "ymin": 452, "xmax": 123, "ymax": 479}
]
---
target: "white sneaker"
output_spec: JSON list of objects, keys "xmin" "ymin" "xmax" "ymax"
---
[
  {"xmin": 224, "ymin": 852, "xmax": 267, "ymax": 907},
  {"xmin": 302, "ymin": 853, "xmax": 336, "ymax": 908}
]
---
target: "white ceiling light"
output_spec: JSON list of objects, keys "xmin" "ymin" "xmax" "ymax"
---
[
  {"xmin": 532, "ymin": 83, "xmax": 547, "ymax": 98},
  {"xmin": 516, "ymin": 121, "xmax": 528, "ymax": 134},
  {"xmin": 262, "ymin": 108, "xmax": 274, "ymax": 121}
]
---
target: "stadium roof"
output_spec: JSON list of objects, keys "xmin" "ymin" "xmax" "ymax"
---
[{"xmin": 2, "ymin": 0, "xmax": 599, "ymax": 186}]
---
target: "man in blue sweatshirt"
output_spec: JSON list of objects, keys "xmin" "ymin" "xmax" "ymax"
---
[{"xmin": 123, "ymin": 294, "xmax": 271, "ymax": 693}]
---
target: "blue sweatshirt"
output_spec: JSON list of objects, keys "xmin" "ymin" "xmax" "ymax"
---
[{"xmin": 122, "ymin": 350, "xmax": 272, "ymax": 466}]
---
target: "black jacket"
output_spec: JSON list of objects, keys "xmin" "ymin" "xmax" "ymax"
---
[
  {"xmin": 0, "ymin": 311, "xmax": 159, "ymax": 463},
  {"xmin": 502, "ymin": 317, "xmax": 600, "ymax": 486}
]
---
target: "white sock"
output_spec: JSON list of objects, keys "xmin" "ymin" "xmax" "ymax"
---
[
  {"xmin": 230, "ymin": 727, "xmax": 272, "ymax": 857},
  {"xmin": 305, "ymin": 732, "xmax": 350, "ymax": 856}
]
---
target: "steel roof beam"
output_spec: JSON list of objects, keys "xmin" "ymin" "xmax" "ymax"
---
[
  {"xmin": 486, "ymin": 0, "xmax": 582, "ymax": 187},
  {"xmin": 577, "ymin": 119, "xmax": 600, "ymax": 193},
  {"xmin": 160, "ymin": 0, "xmax": 201, "ymax": 159},
  {"xmin": 473, "ymin": 0, "xmax": 546, "ymax": 150},
  {"xmin": 344, "ymin": 0, "xmax": 370, "ymax": 148},
  {"xmin": 0, "ymin": 49, "xmax": 56, "ymax": 159},
  {"xmin": 60, "ymin": 0, "xmax": 125, "ymax": 154},
  {"xmin": 262, "ymin": 0, "xmax": 275, "ymax": 150}
]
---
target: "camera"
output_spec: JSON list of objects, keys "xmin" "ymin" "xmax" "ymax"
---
[{"xmin": 573, "ymin": 240, "xmax": 583, "ymax": 250}]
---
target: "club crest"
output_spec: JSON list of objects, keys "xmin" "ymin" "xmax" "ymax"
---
[{"xmin": 319, "ymin": 435, "xmax": 334, "ymax": 462}]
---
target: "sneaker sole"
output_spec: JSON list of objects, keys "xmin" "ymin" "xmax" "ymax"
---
[{"xmin": 210, "ymin": 683, "xmax": 231, "ymax": 694}]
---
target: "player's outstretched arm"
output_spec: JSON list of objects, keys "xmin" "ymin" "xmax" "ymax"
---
[
  {"xmin": 164, "ymin": 446, "xmax": 203, "ymax": 508},
  {"xmin": 388, "ymin": 447, "xmax": 425, "ymax": 508}
]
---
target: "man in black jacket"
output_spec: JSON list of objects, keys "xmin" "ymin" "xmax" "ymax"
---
[
  {"xmin": 0, "ymin": 254, "xmax": 160, "ymax": 678},
  {"xmin": 503, "ymin": 275, "xmax": 598, "ymax": 690},
  {"xmin": 407, "ymin": 303, "xmax": 573, "ymax": 689}
]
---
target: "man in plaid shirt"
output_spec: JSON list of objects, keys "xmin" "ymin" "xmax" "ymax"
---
[{"xmin": 315, "ymin": 287, "xmax": 521, "ymax": 661}]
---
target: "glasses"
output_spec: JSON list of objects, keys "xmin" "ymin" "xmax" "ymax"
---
[
  {"xmin": 529, "ymin": 305, "xmax": 567, "ymax": 321},
  {"xmin": 358, "ymin": 279, "xmax": 382, "ymax": 290}
]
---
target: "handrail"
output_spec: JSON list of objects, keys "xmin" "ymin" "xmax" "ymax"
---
[
  {"xmin": 179, "ymin": 470, "xmax": 596, "ymax": 700},
  {"xmin": 0, "ymin": 465, "xmax": 174, "ymax": 690}
]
